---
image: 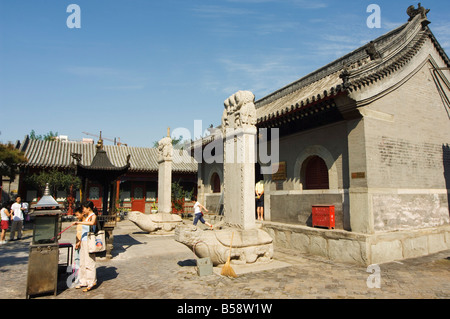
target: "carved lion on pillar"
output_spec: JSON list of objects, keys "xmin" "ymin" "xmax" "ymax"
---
[
  {"xmin": 222, "ymin": 91, "xmax": 257, "ymax": 130},
  {"xmin": 157, "ymin": 137, "xmax": 173, "ymax": 162}
]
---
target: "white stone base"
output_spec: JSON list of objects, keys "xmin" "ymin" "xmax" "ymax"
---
[{"xmin": 263, "ymin": 221, "xmax": 450, "ymax": 266}]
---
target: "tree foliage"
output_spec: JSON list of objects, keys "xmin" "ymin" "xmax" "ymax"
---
[
  {"xmin": 171, "ymin": 181, "xmax": 194, "ymax": 212},
  {"xmin": 29, "ymin": 129, "xmax": 58, "ymax": 141},
  {"xmin": 0, "ymin": 143, "xmax": 27, "ymax": 180},
  {"xmin": 25, "ymin": 169, "xmax": 81, "ymax": 197}
]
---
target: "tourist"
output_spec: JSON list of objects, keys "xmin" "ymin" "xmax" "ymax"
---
[
  {"xmin": 1, "ymin": 202, "xmax": 12, "ymax": 244},
  {"xmin": 193, "ymin": 198, "xmax": 213, "ymax": 230},
  {"xmin": 255, "ymin": 180, "xmax": 264, "ymax": 221},
  {"xmin": 9, "ymin": 196, "xmax": 24, "ymax": 241},
  {"xmin": 72, "ymin": 201, "xmax": 98, "ymax": 292}
]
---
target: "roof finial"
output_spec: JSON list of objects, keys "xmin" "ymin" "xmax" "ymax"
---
[
  {"xmin": 43, "ymin": 183, "xmax": 51, "ymax": 196},
  {"xmin": 96, "ymin": 131, "xmax": 104, "ymax": 150},
  {"xmin": 407, "ymin": 3, "xmax": 430, "ymax": 22},
  {"xmin": 167, "ymin": 127, "xmax": 171, "ymax": 138}
]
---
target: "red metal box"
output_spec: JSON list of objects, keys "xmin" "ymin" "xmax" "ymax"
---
[{"xmin": 312, "ymin": 205, "xmax": 335, "ymax": 229}]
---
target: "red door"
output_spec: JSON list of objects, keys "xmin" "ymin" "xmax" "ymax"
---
[
  {"xmin": 88, "ymin": 185, "xmax": 103, "ymax": 211},
  {"xmin": 132, "ymin": 184, "xmax": 146, "ymax": 213},
  {"xmin": 305, "ymin": 156, "xmax": 329, "ymax": 190}
]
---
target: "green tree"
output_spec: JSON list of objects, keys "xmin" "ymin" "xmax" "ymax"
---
[
  {"xmin": 0, "ymin": 143, "xmax": 27, "ymax": 180},
  {"xmin": 171, "ymin": 181, "xmax": 194, "ymax": 213},
  {"xmin": 25, "ymin": 169, "xmax": 81, "ymax": 197},
  {"xmin": 29, "ymin": 130, "xmax": 58, "ymax": 141}
]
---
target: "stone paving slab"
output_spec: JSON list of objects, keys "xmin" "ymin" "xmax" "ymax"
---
[
  {"xmin": 0, "ymin": 220, "xmax": 449, "ymax": 300},
  {"xmin": 214, "ymin": 260, "xmax": 292, "ymax": 277}
]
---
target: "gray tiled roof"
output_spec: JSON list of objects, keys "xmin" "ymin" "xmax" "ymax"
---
[
  {"xmin": 255, "ymin": 12, "xmax": 449, "ymax": 124},
  {"xmin": 19, "ymin": 137, "xmax": 197, "ymax": 173}
]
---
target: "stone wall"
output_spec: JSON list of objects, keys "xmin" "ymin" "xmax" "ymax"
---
[
  {"xmin": 270, "ymin": 192, "xmax": 345, "ymax": 229},
  {"xmin": 362, "ymin": 50, "xmax": 450, "ymax": 232},
  {"xmin": 264, "ymin": 121, "xmax": 350, "ymax": 229},
  {"xmin": 263, "ymin": 221, "xmax": 450, "ymax": 266}
]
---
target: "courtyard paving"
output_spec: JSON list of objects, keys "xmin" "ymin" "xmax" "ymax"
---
[{"xmin": 0, "ymin": 219, "xmax": 449, "ymax": 301}]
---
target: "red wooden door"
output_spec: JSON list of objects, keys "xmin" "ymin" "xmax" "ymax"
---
[
  {"xmin": 132, "ymin": 184, "xmax": 146, "ymax": 213},
  {"xmin": 305, "ymin": 156, "xmax": 329, "ymax": 190}
]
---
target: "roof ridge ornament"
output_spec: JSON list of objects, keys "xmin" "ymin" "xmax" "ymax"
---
[
  {"xmin": 96, "ymin": 131, "xmax": 104, "ymax": 151},
  {"xmin": 407, "ymin": 3, "xmax": 430, "ymax": 22},
  {"xmin": 43, "ymin": 183, "xmax": 51, "ymax": 196},
  {"xmin": 365, "ymin": 41, "xmax": 382, "ymax": 61}
]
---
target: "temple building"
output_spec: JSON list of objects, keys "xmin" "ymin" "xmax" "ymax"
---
[
  {"xmin": 12, "ymin": 135, "xmax": 197, "ymax": 214},
  {"xmin": 194, "ymin": 5, "xmax": 450, "ymax": 264}
]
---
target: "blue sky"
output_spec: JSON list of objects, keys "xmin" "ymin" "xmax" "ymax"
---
[{"xmin": 1, "ymin": 0, "xmax": 449, "ymax": 147}]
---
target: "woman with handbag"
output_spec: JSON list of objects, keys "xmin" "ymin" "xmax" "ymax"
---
[{"xmin": 72, "ymin": 201, "xmax": 98, "ymax": 292}]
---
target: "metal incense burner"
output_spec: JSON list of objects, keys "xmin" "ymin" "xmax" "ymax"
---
[{"xmin": 25, "ymin": 183, "xmax": 63, "ymax": 299}]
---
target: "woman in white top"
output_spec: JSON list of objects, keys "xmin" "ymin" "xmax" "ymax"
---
[
  {"xmin": 1, "ymin": 202, "xmax": 12, "ymax": 244},
  {"xmin": 193, "ymin": 199, "xmax": 213, "ymax": 230},
  {"xmin": 72, "ymin": 201, "xmax": 98, "ymax": 292}
]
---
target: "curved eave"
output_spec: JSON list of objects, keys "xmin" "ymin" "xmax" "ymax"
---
[
  {"xmin": 256, "ymin": 90, "xmax": 346, "ymax": 127},
  {"xmin": 77, "ymin": 162, "xmax": 130, "ymax": 172}
]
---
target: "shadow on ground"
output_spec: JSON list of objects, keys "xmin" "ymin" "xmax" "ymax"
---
[
  {"xmin": 111, "ymin": 234, "xmax": 145, "ymax": 258},
  {"xmin": 177, "ymin": 259, "xmax": 197, "ymax": 267}
]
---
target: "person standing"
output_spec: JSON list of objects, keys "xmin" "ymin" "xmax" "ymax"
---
[
  {"xmin": 22, "ymin": 201, "xmax": 29, "ymax": 223},
  {"xmin": 1, "ymin": 202, "xmax": 12, "ymax": 244},
  {"xmin": 72, "ymin": 201, "xmax": 98, "ymax": 292},
  {"xmin": 9, "ymin": 197, "xmax": 24, "ymax": 241},
  {"xmin": 255, "ymin": 181, "xmax": 265, "ymax": 221}
]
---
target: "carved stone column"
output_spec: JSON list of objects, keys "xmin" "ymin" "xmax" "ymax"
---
[
  {"xmin": 157, "ymin": 133, "xmax": 173, "ymax": 214},
  {"xmin": 127, "ymin": 130, "xmax": 182, "ymax": 234},
  {"xmin": 222, "ymin": 91, "xmax": 258, "ymax": 230}
]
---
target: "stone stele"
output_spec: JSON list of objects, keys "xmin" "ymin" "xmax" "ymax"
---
[{"xmin": 175, "ymin": 91, "xmax": 274, "ymax": 265}]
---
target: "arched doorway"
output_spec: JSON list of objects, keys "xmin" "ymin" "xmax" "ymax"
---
[
  {"xmin": 303, "ymin": 156, "xmax": 329, "ymax": 190},
  {"xmin": 211, "ymin": 173, "xmax": 221, "ymax": 194}
]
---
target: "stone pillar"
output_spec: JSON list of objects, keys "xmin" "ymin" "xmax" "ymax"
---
[
  {"xmin": 347, "ymin": 118, "xmax": 374, "ymax": 234},
  {"xmin": 222, "ymin": 91, "xmax": 258, "ymax": 230},
  {"xmin": 127, "ymin": 129, "xmax": 182, "ymax": 234},
  {"xmin": 157, "ymin": 131, "xmax": 173, "ymax": 214}
]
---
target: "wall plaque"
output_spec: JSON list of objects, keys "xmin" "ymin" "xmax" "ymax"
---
[
  {"xmin": 351, "ymin": 172, "xmax": 366, "ymax": 179},
  {"xmin": 272, "ymin": 162, "xmax": 287, "ymax": 181}
]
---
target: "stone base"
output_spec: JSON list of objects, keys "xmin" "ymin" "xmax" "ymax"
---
[
  {"xmin": 175, "ymin": 224, "xmax": 274, "ymax": 266},
  {"xmin": 263, "ymin": 221, "xmax": 450, "ymax": 266},
  {"xmin": 128, "ymin": 211, "xmax": 182, "ymax": 234}
]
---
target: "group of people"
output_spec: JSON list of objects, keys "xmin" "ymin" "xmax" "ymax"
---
[
  {"xmin": 1, "ymin": 197, "xmax": 98, "ymax": 292},
  {"xmin": 1, "ymin": 196, "xmax": 28, "ymax": 244}
]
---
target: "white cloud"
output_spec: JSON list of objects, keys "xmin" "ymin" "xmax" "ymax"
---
[{"xmin": 214, "ymin": 51, "xmax": 311, "ymax": 98}]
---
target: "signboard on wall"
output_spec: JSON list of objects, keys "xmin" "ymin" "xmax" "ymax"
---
[{"xmin": 272, "ymin": 162, "xmax": 287, "ymax": 181}]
